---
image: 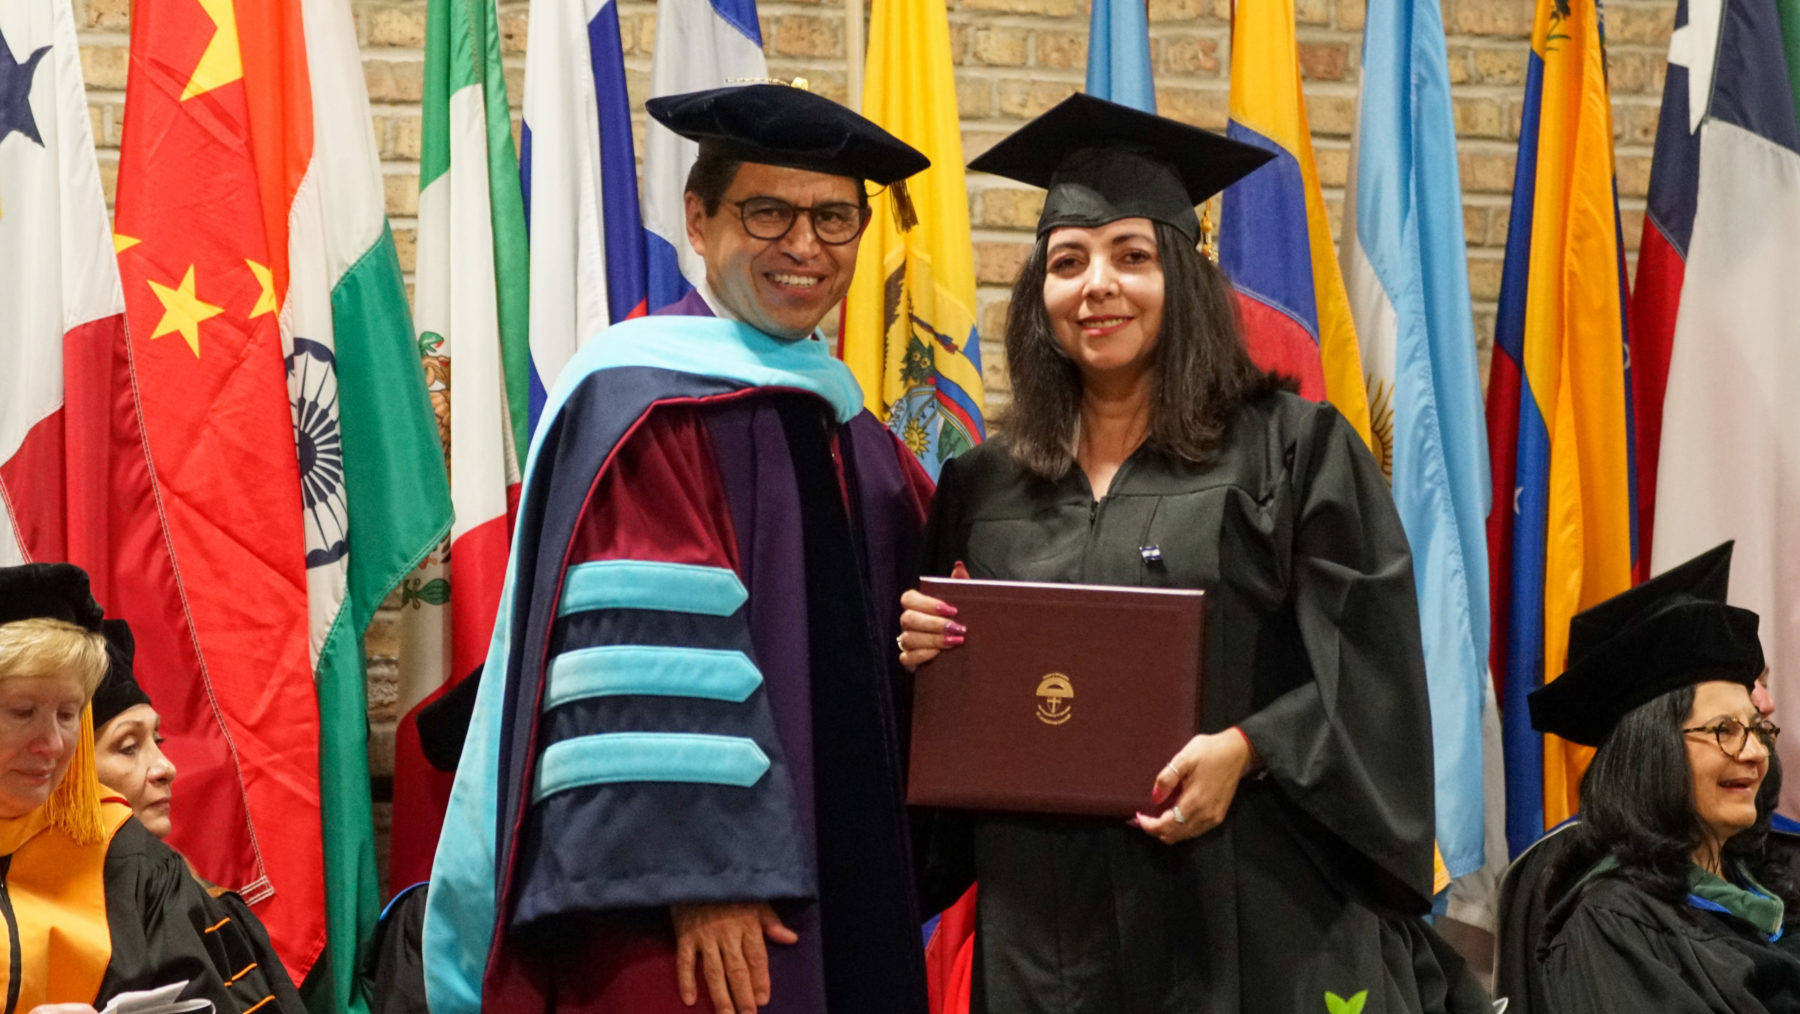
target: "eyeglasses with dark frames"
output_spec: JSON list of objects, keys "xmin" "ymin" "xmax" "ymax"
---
[
  {"xmin": 731, "ymin": 197, "xmax": 869, "ymax": 245},
  {"xmin": 1681, "ymin": 716, "xmax": 1782, "ymax": 757}
]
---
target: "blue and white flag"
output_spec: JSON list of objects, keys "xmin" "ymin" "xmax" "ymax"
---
[
  {"xmin": 641, "ymin": 0, "xmax": 768, "ymax": 311},
  {"xmin": 519, "ymin": 0, "xmax": 649, "ymax": 430},
  {"xmin": 1085, "ymin": 0, "xmax": 1154, "ymax": 111},
  {"xmin": 1339, "ymin": 0, "xmax": 1494, "ymax": 886}
]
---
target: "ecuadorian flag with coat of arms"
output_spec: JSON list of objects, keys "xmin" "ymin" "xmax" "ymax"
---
[{"xmin": 843, "ymin": 0, "xmax": 986, "ymax": 477}]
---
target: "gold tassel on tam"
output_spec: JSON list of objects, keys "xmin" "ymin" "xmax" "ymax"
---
[
  {"xmin": 46, "ymin": 706, "xmax": 105, "ymax": 846},
  {"xmin": 888, "ymin": 178, "xmax": 920, "ymax": 232}
]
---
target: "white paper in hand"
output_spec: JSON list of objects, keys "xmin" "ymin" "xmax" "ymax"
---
[{"xmin": 98, "ymin": 981, "xmax": 213, "ymax": 1014}]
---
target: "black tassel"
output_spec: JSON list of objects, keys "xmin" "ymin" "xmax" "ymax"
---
[{"xmin": 889, "ymin": 179, "xmax": 920, "ymax": 232}]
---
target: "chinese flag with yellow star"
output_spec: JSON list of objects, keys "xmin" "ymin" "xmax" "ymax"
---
[
  {"xmin": 114, "ymin": 0, "xmax": 449, "ymax": 1008},
  {"xmin": 113, "ymin": 0, "xmax": 324, "ymax": 993}
]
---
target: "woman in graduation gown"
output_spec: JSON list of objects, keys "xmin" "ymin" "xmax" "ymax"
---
[
  {"xmin": 897, "ymin": 94, "xmax": 1486, "ymax": 1014},
  {"xmin": 0, "ymin": 563, "xmax": 303, "ymax": 1014},
  {"xmin": 1526, "ymin": 542, "xmax": 1800, "ymax": 1012},
  {"xmin": 85, "ymin": 618, "xmax": 303, "ymax": 1014}
]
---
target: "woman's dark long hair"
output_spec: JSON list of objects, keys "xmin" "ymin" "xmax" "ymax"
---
[
  {"xmin": 998, "ymin": 221, "xmax": 1286, "ymax": 480},
  {"xmin": 1544, "ymin": 685, "xmax": 1798, "ymax": 913}
]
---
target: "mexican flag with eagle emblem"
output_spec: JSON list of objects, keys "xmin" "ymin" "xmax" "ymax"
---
[{"xmin": 113, "ymin": 0, "xmax": 450, "ymax": 1009}]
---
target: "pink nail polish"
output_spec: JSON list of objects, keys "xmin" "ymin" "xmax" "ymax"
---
[
  {"xmin": 945, "ymin": 621, "xmax": 968, "ymax": 636},
  {"xmin": 1150, "ymin": 784, "xmax": 1168, "ymax": 804},
  {"xmin": 945, "ymin": 634, "xmax": 965, "ymax": 646},
  {"xmin": 936, "ymin": 602, "xmax": 959, "ymax": 617}
]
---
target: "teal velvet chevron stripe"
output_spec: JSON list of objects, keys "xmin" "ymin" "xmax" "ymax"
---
[
  {"xmin": 544, "ymin": 645, "xmax": 763, "ymax": 710},
  {"xmin": 557, "ymin": 560, "xmax": 748, "ymax": 617},
  {"xmin": 533, "ymin": 733, "xmax": 772, "ymax": 801}
]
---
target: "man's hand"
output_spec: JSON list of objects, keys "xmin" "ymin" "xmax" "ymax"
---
[{"xmin": 672, "ymin": 901, "xmax": 799, "ymax": 1014}]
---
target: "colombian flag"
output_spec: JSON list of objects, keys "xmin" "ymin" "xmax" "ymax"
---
[
  {"xmin": 1485, "ymin": 0, "xmax": 1635, "ymax": 857},
  {"xmin": 843, "ymin": 0, "xmax": 986, "ymax": 478},
  {"xmin": 1221, "ymin": 0, "xmax": 1372, "ymax": 448}
]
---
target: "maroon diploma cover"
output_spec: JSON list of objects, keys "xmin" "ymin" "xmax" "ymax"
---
[{"xmin": 906, "ymin": 577, "xmax": 1206, "ymax": 817}]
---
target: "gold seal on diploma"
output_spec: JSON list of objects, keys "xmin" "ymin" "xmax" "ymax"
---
[{"xmin": 1035, "ymin": 673, "xmax": 1073, "ymax": 726}]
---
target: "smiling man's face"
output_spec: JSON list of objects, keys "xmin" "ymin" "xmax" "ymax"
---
[{"xmin": 686, "ymin": 162, "xmax": 866, "ymax": 341}]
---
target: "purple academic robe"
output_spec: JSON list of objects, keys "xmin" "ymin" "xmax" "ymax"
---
[{"xmin": 476, "ymin": 290, "xmax": 933, "ymax": 1013}]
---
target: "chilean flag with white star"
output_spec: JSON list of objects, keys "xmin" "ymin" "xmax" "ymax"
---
[{"xmin": 1636, "ymin": 0, "xmax": 1800, "ymax": 810}]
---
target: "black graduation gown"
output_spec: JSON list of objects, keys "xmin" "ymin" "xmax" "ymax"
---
[
  {"xmin": 917, "ymin": 392, "xmax": 1486, "ymax": 1013},
  {"xmin": 95, "ymin": 817, "xmax": 305, "ymax": 1014},
  {"xmin": 1540, "ymin": 874, "xmax": 1800, "ymax": 1012}
]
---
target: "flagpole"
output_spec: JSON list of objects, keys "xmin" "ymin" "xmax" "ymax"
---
[{"xmin": 847, "ymin": 0, "xmax": 865, "ymax": 108}]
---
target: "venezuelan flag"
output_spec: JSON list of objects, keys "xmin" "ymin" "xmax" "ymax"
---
[
  {"xmin": 1221, "ymin": 0, "xmax": 1372, "ymax": 447},
  {"xmin": 1485, "ymin": 0, "xmax": 1635, "ymax": 857},
  {"xmin": 843, "ymin": 0, "xmax": 985, "ymax": 478}
]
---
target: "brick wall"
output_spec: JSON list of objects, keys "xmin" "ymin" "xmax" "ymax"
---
[{"xmin": 68, "ymin": 0, "xmax": 1674, "ymax": 886}]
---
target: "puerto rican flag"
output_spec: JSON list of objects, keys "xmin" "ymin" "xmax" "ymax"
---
[{"xmin": 641, "ymin": 0, "xmax": 768, "ymax": 312}]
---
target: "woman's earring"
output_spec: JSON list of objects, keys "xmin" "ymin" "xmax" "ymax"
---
[{"xmin": 1199, "ymin": 199, "xmax": 1219, "ymax": 264}]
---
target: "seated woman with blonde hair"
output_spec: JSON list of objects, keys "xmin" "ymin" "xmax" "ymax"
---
[{"xmin": 0, "ymin": 563, "xmax": 303, "ymax": 1014}]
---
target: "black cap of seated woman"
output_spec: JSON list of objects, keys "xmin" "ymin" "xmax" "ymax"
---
[
  {"xmin": 966, "ymin": 92, "xmax": 1277, "ymax": 242},
  {"xmin": 0, "ymin": 562, "xmax": 105, "ymax": 631},
  {"xmin": 94, "ymin": 619, "xmax": 153, "ymax": 732},
  {"xmin": 1528, "ymin": 541, "xmax": 1763, "ymax": 746}
]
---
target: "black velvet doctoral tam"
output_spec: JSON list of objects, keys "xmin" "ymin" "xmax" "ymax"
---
[{"xmin": 1529, "ymin": 541, "xmax": 1763, "ymax": 747}]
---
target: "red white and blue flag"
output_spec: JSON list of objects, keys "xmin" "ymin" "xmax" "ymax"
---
[
  {"xmin": 520, "ymin": 0, "xmax": 650, "ymax": 430},
  {"xmin": 640, "ymin": 0, "xmax": 768, "ymax": 312},
  {"xmin": 1637, "ymin": 0, "xmax": 1800, "ymax": 809}
]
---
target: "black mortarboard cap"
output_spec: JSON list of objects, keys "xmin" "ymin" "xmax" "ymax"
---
[
  {"xmin": 966, "ymin": 93, "xmax": 1276, "ymax": 243},
  {"xmin": 93, "ymin": 619, "xmax": 153, "ymax": 730},
  {"xmin": 646, "ymin": 84, "xmax": 930, "ymax": 187},
  {"xmin": 1529, "ymin": 542, "xmax": 1763, "ymax": 747},
  {"xmin": 0, "ymin": 563, "xmax": 104, "ymax": 631}
]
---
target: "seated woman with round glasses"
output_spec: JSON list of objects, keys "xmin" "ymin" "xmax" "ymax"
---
[{"xmin": 1527, "ymin": 541, "xmax": 1800, "ymax": 1012}]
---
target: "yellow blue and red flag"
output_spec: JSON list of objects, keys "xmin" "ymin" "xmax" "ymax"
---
[
  {"xmin": 1222, "ymin": 0, "xmax": 1372, "ymax": 446},
  {"xmin": 842, "ymin": 0, "xmax": 985, "ymax": 478},
  {"xmin": 1485, "ymin": 0, "xmax": 1635, "ymax": 857}
]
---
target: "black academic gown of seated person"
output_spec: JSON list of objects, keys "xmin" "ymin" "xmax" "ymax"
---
[
  {"xmin": 0, "ymin": 792, "xmax": 304, "ymax": 1013},
  {"xmin": 1539, "ymin": 838, "xmax": 1800, "ymax": 1013},
  {"xmin": 916, "ymin": 391, "xmax": 1488, "ymax": 1014}
]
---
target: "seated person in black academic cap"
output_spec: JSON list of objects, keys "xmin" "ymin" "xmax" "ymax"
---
[
  {"xmin": 896, "ymin": 93, "xmax": 1487, "ymax": 1014},
  {"xmin": 1528, "ymin": 541, "xmax": 1800, "ymax": 1013},
  {"xmin": 90, "ymin": 621, "xmax": 176, "ymax": 841},
  {"xmin": 84, "ymin": 618, "xmax": 301, "ymax": 1014},
  {"xmin": 424, "ymin": 83, "xmax": 938, "ymax": 1014},
  {"xmin": 0, "ymin": 564, "xmax": 303, "ymax": 1014}
]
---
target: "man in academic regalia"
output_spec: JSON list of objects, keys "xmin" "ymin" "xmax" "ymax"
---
[{"xmin": 423, "ymin": 84, "xmax": 937, "ymax": 1014}]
